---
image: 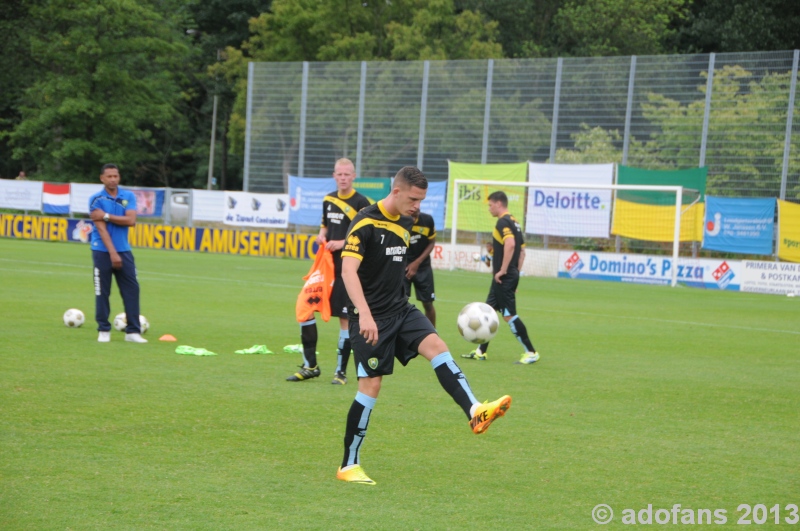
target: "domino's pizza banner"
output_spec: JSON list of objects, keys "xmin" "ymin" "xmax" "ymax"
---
[
  {"xmin": 557, "ymin": 250, "xmax": 742, "ymax": 290},
  {"xmin": 702, "ymin": 196, "xmax": 775, "ymax": 255}
]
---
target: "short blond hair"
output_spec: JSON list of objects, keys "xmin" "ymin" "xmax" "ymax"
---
[{"xmin": 335, "ymin": 158, "xmax": 355, "ymax": 169}]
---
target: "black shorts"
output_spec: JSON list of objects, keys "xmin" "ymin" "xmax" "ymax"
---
[
  {"xmin": 486, "ymin": 270, "xmax": 519, "ymax": 317},
  {"xmin": 349, "ymin": 304, "xmax": 437, "ymax": 377},
  {"xmin": 404, "ymin": 264, "xmax": 435, "ymax": 303},
  {"xmin": 330, "ymin": 276, "xmax": 350, "ymax": 318}
]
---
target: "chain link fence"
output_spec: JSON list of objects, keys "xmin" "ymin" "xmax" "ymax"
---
[{"xmin": 244, "ymin": 50, "xmax": 800, "ymax": 202}]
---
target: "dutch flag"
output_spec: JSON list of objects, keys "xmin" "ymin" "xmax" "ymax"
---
[{"xmin": 42, "ymin": 183, "xmax": 71, "ymax": 214}]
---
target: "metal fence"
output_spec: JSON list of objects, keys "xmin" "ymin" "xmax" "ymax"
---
[{"xmin": 244, "ymin": 50, "xmax": 800, "ymax": 202}]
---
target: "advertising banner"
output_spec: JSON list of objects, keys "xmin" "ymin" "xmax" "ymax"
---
[
  {"xmin": 130, "ymin": 189, "xmax": 165, "ymax": 217},
  {"xmin": 702, "ymin": 196, "xmax": 775, "ymax": 255},
  {"xmin": 526, "ymin": 163, "xmax": 613, "ymax": 237},
  {"xmin": 421, "ymin": 180, "xmax": 447, "ymax": 233},
  {"xmin": 613, "ymin": 166, "xmax": 707, "ymax": 242},
  {"xmin": 223, "ymin": 191, "xmax": 289, "ymax": 228},
  {"xmin": 191, "ymin": 190, "xmax": 224, "ymax": 222},
  {"xmin": 740, "ymin": 260, "xmax": 800, "ymax": 295},
  {"xmin": 288, "ymin": 176, "xmax": 333, "ymax": 227},
  {"xmin": 69, "ymin": 183, "xmax": 103, "ymax": 214},
  {"xmin": 0, "ymin": 179, "xmax": 42, "ymax": 211},
  {"xmin": 557, "ymin": 250, "xmax": 741, "ymax": 290},
  {"xmin": 446, "ymin": 161, "xmax": 527, "ymax": 230},
  {"xmin": 0, "ymin": 213, "xmax": 317, "ymax": 259},
  {"xmin": 777, "ymin": 199, "xmax": 800, "ymax": 263},
  {"xmin": 354, "ymin": 178, "xmax": 390, "ymax": 202}
]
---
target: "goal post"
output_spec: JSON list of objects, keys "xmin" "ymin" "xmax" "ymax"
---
[{"xmin": 448, "ymin": 179, "xmax": 702, "ymax": 287}]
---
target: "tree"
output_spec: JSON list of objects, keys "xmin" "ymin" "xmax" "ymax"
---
[
  {"xmin": 219, "ymin": 0, "xmax": 503, "ymax": 187},
  {"xmin": 7, "ymin": 0, "xmax": 192, "ymax": 185},
  {"xmin": 676, "ymin": 0, "xmax": 800, "ymax": 53},
  {"xmin": 552, "ymin": 0, "xmax": 690, "ymax": 57}
]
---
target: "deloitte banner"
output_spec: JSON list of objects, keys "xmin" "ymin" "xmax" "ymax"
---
[
  {"xmin": 446, "ymin": 161, "xmax": 527, "ymax": 230},
  {"xmin": 558, "ymin": 250, "xmax": 741, "ymax": 290},
  {"xmin": 0, "ymin": 214, "xmax": 318, "ymax": 259},
  {"xmin": 702, "ymin": 196, "xmax": 775, "ymax": 255},
  {"xmin": 526, "ymin": 163, "xmax": 613, "ymax": 237}
]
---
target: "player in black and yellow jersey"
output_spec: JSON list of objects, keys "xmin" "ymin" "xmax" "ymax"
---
[
  {"xmin": 404, "ymin": 212, "xmax": 437, "ymax": 326},
  {"xmin": 286, "ymin": 158, "xmax": 371, "ymax": 384},
  {"xmin": 462, "ymin": 190, "xmax": 540, "ymax": 365},
  {"xmin": 335, "ymin": 166, "xmax": 512, "ymax": 486}
]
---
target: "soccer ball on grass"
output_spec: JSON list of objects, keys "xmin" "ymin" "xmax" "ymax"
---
[
  {"xmin": 63, "ymin": 308, "xmax": 85, "ymax": 328},
  {"xmin": 113, "ymin": 313, "xmax": 150, "ymax": 334},
  {"xmin": 457, "ymin": 302, "xmax": 499, "ymax": 344}
]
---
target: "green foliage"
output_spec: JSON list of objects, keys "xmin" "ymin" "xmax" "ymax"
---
[
  {"xmin": 2, "ymin": 237, "xmax": 799, "ymax": 528},
  {"xmin": 8, "ymin": 0, "xmax": 191, "ymax": 184},
  {"xmin": 553, "ymin": 0, "xmax": 689, "ymax": 57},
  {"xmin": 678, "ymin": 0, "xmax": 800, "ymax": 53}
]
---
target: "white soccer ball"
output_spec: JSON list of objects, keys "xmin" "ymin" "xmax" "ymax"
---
[
  {"xmin": 63, "ymin": 308, "xmax": 85, "ymax": 328},
  {"xmin": 113, "ymin": 313, "xmax": 149, "ymax": 334},
  {"xmin": 113, "ymin": 313, "xmax": 127, "ymax": 332},
  {"xmin": 457, "ymin": 302, "xmax": 499, "ymax": 344}
]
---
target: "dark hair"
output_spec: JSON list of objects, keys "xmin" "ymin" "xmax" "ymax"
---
[
  {"xmin": 394, "ymin": 166, "xmax": 428, "ymax": 190},
  {"xmin": 488, "ymin": 190, "xmax": 508, "ymax": 206},
  {"xmin": 101, "ymin": 163, "xmax": 119, "ymax": 173}
]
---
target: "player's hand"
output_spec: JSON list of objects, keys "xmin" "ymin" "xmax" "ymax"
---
[
  {"xmin": 89, "ymin": 209, "xmax": 105, "ymax": 222},
  {"xmin": 325, "ymin": 240, "xmax": 344, "ymax": 251},
  {"xmin": 494, "ymin": 270, "xmax": 506, "ymax": 283},
  {"xmin": 359, "ymin": 315, "xmax": 378, "ymax": 346},
  {"xmin": 110, "ymin": 252, "xmax": 122, "ymax": 269},
  {"xmin": 315, "ymin": 235, "xmax": 327, "ymax": 246},
  {"xmin": 405, "ymin": 263, "xmax": 418, "ymax": 279}
]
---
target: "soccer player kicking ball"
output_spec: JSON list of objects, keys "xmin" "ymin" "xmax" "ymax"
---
[{"xmin": 336, "ymin": 166, "xmax": 511, "ymax": 486}]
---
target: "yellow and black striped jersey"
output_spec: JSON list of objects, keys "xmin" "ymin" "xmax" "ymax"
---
[{"xmin": 491, "ymin": 213, "xmax": 525, "ymax": 275}]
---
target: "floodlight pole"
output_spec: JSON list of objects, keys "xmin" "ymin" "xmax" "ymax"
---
[{"xmin": 207, "ymin": 49, "xmax": 221, "ymax": 190}]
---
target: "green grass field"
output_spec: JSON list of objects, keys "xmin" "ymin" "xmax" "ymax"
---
[{"xmin": 1, "ymin": 237, "xmax": 799, "ymax": 529}]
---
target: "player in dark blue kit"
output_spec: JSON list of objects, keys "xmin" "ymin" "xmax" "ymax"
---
[
  {"xmin": 89, "ymin": 164, "xmax": 146, "ymax": 343},
  {"xmin": 335, "ymin": 167, "xmax": 512, "ymax": 486},
  {"xmin": 462, "ymin": 191, "xmax": 539, "ymax": 364}
]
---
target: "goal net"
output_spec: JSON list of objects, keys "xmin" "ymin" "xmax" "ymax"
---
[{"xmin": 447, "ymin": 179, "xmax": 703, "ymax": 287}]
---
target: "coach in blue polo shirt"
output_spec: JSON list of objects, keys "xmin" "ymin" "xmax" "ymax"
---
[{"xmin": 89, "ymin": 163, "xmax": 147, "ymax": 343}]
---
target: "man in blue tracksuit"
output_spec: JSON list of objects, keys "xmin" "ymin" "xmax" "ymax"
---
[{"xmin": 89, "ymin": 163, "xmax": 147, "ymax": 343}]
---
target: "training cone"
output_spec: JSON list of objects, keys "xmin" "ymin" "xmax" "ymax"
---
[{"xmin": 159, "ymin": 334, "xmax": 177, "ymax": 342}]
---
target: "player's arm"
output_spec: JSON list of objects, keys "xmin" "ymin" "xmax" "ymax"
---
[
  {"xmin": 90, "ymin": 208, "xmax": 137, "ymax": 227},
  {"xmin": 495, "ymin": 237, "xmax": 516, "ymax": 283},
  {"xmin": 93, "ymin": 221, "xmax": 122, "ymax": 269},
  {"xmin": 406, "ymin": 238, "xmax": 435, "ymax": 279},
  {"xmin": 518, "ymin": 245, "xmax": 526, "ymax": 271},
  {"xmin": 341, "ymin": 256, "xmax": 378, "ymax": 345}
]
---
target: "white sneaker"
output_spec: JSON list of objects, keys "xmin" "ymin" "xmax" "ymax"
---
[
  {"xmin": 98, "ymin": 331, "xmax": 111, "ymax": 343},
  {"xmin": 125, "ymin": 333, "xmax": 148, "ymax": 343}
]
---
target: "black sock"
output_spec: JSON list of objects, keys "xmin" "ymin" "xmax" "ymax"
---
[
  {"xmin": 341, "ymin": 392, "xmax": 376, "ymax": 469},
  {"xmin": 339, "ymin": 338, "xmax": 351, "ymax": 373},
  {"xmin": 509, "ymin": 316, "xmax": 535, "ymax": 352},
  {"xmin": 479, "ymin": 342, "xmax": 490, "ymax": 354},
  {"xmin": 431, "ymin": 352, "xmax": 477, "ymax": 419},
  {"xmin": 300, "ymin": 321, "xmax": 318, "ymax": 368}
]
